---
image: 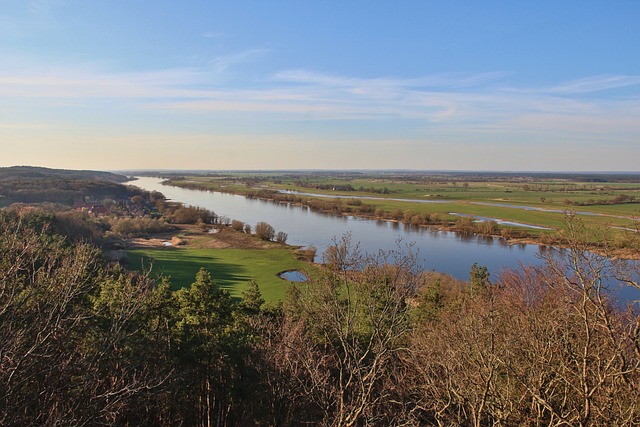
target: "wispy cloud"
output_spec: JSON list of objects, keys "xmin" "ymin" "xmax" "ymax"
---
[
  {"xmin": 274, "ymin": 69, "xmax": 507, "ymax": 90},
  {"xmin": 0, "ymin": 67, "xmax": 209, "ymax": 100},
  {"xmin": 510, "ymin": 75, "xmax": 640, "ymax": 95},
  {"xmin": 28, "ymin": 0, "xmax": 63, "ymax": 15},
  {"xmin": 207, "ymin": 49, "xmax": 270, "ymax": 74},
  {"xmin": 1, "ymin": 59, "xmax": 639, "ymax": 145},
  {"xmin": 200, "ymin": 32, "xmax": 227, "ymax": 39}
]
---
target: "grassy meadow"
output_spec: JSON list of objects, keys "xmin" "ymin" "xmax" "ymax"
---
[
  {"xmin": 163, "ymin": 173, "xmax": 640, "ymax": 234},
  {"xmin": 128, "ymin": 247, "xmax": 311, "ymax": 303}
]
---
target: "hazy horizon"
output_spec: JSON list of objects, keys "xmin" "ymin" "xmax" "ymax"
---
[
  {"xmin": 1, "ymin": 1, "xmax": 639, "ymax": 171},
  {"xmin": 4, "ymin": 164, "xmax": 640, "ymax": 176}
]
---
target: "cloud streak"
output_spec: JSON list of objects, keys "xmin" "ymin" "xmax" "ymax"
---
[
  {"xmin": 207, "ymin": 48, "xmax": 270, "ymax": 74},
  {"xmin": 510, "ymin": 75, "xmax": 640, "ymax": 95},
  {"xmin": 1, "ymin": 60, "xmax": 639, "ymax": 146}
]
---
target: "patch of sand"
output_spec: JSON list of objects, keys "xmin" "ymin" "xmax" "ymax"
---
[{"xmin": 128, "ymin": 226, "xmax": 284, "ymax": 250}]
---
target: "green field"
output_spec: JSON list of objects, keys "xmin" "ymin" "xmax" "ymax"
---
[
  {"xmin": 163, "ymin": 173, "xmax": 640, "ymax": 234},
  {"xmin": 127, "ymin": 247, "xmax": 311, "ymax": 303}
]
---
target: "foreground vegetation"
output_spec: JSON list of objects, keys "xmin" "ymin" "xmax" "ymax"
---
[{"xmin": 1, "ymin": 208, "xmax": 639, "ymax": 426}]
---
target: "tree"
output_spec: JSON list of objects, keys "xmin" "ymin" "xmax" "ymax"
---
[
  {"xmin": 405, "ymin": 214, "xmax": 640, "ymax": 427},
  {"xmin": 413, "ymin": 277, "xmax": 444, "ymax": 323},
  {"xmin": 0, "ymin": 210, "xmax": 171, "ymax": 425},
  {"xmin": 240, "ymin": 280, "xmax": 265, "ymax": 314},
  {"xmin": 255, "ymin": 221, "xmax": 275, "ymax": 241},
  {"xmin": 276, "ymin": 231, "xmax": 288, "ymax": 244},
  {"xmin": 267, "ymin": 235, "xmax": 421, "ymax": 426},
  {"xmin": 174, "ymin": 268, "xmax": 239, "ymax": 427},
  {"xmin": 469, "ymin": 262, "xmax": 490, "ymax": 295},
  {"xmin": 131, "ymin": 194, "xmax": 145, "ymax": 207},
  {"xmin": 455, "ymin": 216, "xmax": 475, "ymax": 233}
]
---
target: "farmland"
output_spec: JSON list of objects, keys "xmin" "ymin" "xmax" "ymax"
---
[{"xmin": 154, "ymin": 171, "xmax": 640, "ymax": 252}]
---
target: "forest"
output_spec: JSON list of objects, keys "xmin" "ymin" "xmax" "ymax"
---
[
  {"xmin": 0, "ymin": 166, "xmax": 136, "ymax": 206},
  {"xmin": 1, "ymin": 207, "xmax": 639, "ymax": 426}
]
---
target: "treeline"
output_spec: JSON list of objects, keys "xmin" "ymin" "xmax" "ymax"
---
[
  {"xmin": 1, "ymin": 210, "xmax": 639, "ymax": 426},
  {"xmin": 564, "ymin": 193, "xmax": 637, "ymax": 206},
  {"xmin": 0, "ymin": 165, "xmax": 129, "ymax": 182},
  {"xmin": 239, "ymin": 188, "xmax": 640, "ymax": 251},
  {"xmin": 0, "ymin": 166, "xmax": 140, "ymax": 206},
  {"xmin": 0, "ymin": 178, "xmax": 140, "ymax": 205},
  {"xmin": 245, "ymin": 189, "xmax": 504, "ymax": 234}
]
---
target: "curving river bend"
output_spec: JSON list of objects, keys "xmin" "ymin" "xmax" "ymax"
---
[{"xmin": 133, "ymin": 176, "xmax": 548, "ymax": 281}]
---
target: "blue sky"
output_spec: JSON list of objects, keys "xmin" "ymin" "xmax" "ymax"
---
[{"xmin": 1, "ymin": 1, "xmax": 639, "ymax": 171}]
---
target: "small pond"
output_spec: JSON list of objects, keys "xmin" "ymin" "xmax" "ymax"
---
[{"xmin": 279, "ymin": 270, "xmax": 309, "ymax": 282}]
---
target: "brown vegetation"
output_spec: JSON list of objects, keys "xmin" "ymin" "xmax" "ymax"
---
[{"xmin": 1, "ymin": 209, "xmax": 638, "ymax": 426}]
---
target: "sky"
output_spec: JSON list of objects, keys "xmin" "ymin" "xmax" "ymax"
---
[{"xmin": 1, "ymin": 1, "xmax": 639, "ymax": 172}]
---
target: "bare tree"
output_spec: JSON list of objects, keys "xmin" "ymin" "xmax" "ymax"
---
[
  {"xmin": 276, "ymin": 231, "xmax": 288, "ymax": 244},
  {"xmin": 272, "ymin": 235, "xmax": 421, "ymax": 426},
  {"xmin": 255, "ymin": 221, "xmax": 275, "ymax": 241},
  {"xmin": 406, "ymin": 213, "xmax": 640, "ymax": 426}
]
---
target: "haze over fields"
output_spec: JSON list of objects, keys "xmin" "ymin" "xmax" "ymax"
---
[{"xmin": 1, "ymin": 1, "xmax": 639, "ymax": 171}]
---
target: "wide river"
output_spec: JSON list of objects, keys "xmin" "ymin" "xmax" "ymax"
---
[{"xmin": 132, "ymin": 176, "xmax": 549, "ymax": 281}]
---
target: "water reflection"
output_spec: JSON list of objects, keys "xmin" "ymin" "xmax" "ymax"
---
[
  {"xmin": 133, "ymin": 177, "xmax": 546, "ymax": 281},
  {"xmin": 455, "ymin": 233, "xmax": 476, "ymax": 243},
  {"xmin": 279, "ymin": 270, "xmax": 308, "ymax": 282}
]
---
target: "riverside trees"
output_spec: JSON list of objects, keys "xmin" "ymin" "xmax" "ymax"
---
[
  {"xmin": 404, "ymin": 217, "xmax": 640, "ymax": 426},
  {"xmin": 1, "ymin": 209, "xmax": 638, "ymax": 426},
  {"xmin": 247, "ymin": 222, "xmax": 639, "ymax": 426}
]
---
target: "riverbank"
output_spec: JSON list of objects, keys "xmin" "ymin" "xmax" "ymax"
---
[
  {"xmin": 128, "ymin": 176, "xmax": 638, "ymax": 281},
  {"xmin": 162, "ymin": 179, "xmax": 640, "ymax": 261}
]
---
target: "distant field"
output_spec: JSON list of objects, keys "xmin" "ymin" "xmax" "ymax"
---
[{"xmin": 127, "ymin": 247, "xmax": 311, "ymax": 303}]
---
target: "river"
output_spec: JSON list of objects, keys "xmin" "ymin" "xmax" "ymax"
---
[{"xmin": 132, "ymin": 176, "xmax": 548, "ymax": 281}]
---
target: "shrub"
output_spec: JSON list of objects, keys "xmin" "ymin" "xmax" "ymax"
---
[
  {"xmin": 276, "ymin": 231, "xmax": 288, "ymax": 244},
  {"xmin": 109, "ymin": 217, "xmax": 174, "ymax": 237},
  {"xmin": 255, "ymin": 221, "xmax": 275, "ymax": 241}
]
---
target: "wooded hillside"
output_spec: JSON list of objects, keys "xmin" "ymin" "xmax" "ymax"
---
[{"xmin": 0, "ymin": 166, "xmax": 134, "ymax": 205}]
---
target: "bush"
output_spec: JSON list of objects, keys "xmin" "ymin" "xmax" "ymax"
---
[
  {"xmin": 171, "ymin": 206, "xmax": 216, "ymax": 224},
  {"xmin": 109, "ymin": 217, "xmax": 174, "ymax": 237},
  {"xmin": 276, "ymin": 231, "xmax": 288, "ymax": 244},
  {"xmin": 455, "ymin": 216, "xmax": 475, "ymax": 234},
  {"xmin": 231, "ymin": 220, "xmax": 244, "ymax": 231},
  {"xmin": 410, "ymin": 214, "xmax": 424, "ymax": 226},
  {"xmin": 255, "ymin": 221, "xmax": 275, "ymax": 241}
]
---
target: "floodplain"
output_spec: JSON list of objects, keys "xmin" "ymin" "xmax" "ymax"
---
[{"xmin": 152, "ymin": 171, "xmax": 640, "ymax": 255}]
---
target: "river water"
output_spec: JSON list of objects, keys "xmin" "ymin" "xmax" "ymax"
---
[{"xmin": 132, "ymin": 176, "xmax": 549, "ymax": 281}]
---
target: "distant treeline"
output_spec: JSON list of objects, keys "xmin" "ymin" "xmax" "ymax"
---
[
  {"xmin": 0, "ymin": 165, "xmax": 129, "ymax": 182},
  {"xmin": 0, "ymin": 166, "xmax": 136, "ymax": 205},
  {"xmin": 137, "ymin": 169, "xmax": 640, "ymax": 184}
]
